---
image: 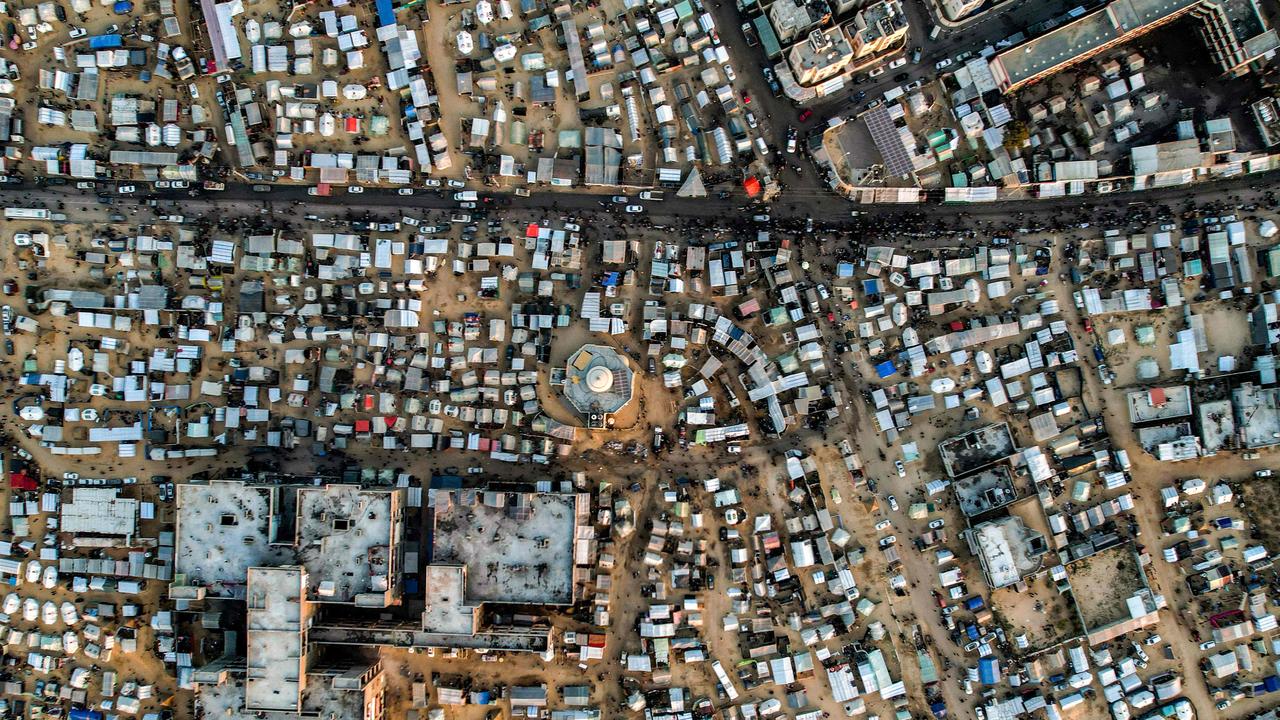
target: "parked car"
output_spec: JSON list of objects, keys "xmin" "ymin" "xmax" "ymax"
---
[
  {"xmin": 347, "ymin": 186, "xmax": 364, "ymax": 194},
  {"xmin": 624, "ymin": 205, "xmax": 644, "ymax": 214},
  {"xmin": 117, "ymin": 185, "xmax": 135, "ymax": 194}
]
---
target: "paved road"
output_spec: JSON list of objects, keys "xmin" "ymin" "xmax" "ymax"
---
[{"xmin": 8, "ymin": 167, "xmax": 1276, "ymax": 235}]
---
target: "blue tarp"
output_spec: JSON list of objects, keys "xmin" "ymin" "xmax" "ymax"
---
[
  {"xmin": 88, "ymin": 33, "xmax": 123, "ymax": 49},
  {"xmin": 964, "ymin": 596, "xmax": 985, "ymax": 611},
  {"xmin": 375, "ymin": 0, "xmax": 396, "ymax": 27},
  {"xmin": 837, "ymin": 262, "xmax": 854, "ymax": 278},
  {"xmin": 978, "ymin": 658, "xmax": 999, "ymax": 684},
  {"xmin": 874, "ymin": 361, "xmax": 896, "ymax": 379},
  {"xmin": 603, "ymin": 272, "xmax": 620, "ymax": 286},
  {"xmin": 862, "ymin": 279, "xmax": 881, "ymax": 295},
  {"xmin": 965, "ymin": 624, "xmax": 979, "ymax": 640},
  {"xmin": 112, "ymin": 0, "xmax": 132, "ymax": 13},
  {"xmin": 1264, "ymin": 676, "xmax": 1280, "ymax": 693}
]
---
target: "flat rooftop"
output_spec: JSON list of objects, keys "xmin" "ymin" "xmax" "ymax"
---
[
  {"xmin": 421, "ymin": 565, "xmax": 480, "ymax": 636},
  {"xmin": 244, "ymin": 566, "xmax": 309, "ymax": 713},
  {"xmin": 968, "ymin": 516, "xmax": 1045, "ymax": 589},
  {"xmin": 174, "ymin": 481, "xmax": 403, "ymax": 604},
  {"xmin": 992, "ymin": 0, "xmax": 1201, "ymax": 88},
  {"xmin": 938, "ymin": 423, "xmax": 1016, "ymax": 478},
  {"xmin": 1126, "ymin": 385, "xmax": 1193, "ymax": 423},
  {"xmin": 174, "ymin": 481, "xmax": 291, "ymax": 598},
  {"xmin": 295, "ymin": 485, "xmax": 401, "ymax": 604},
  {"xmin": 197, "ymin": 674, "xmax": 369, "ymax": 720},
  {"xmin": 1234, "ymin": 382, "xmax": 1280, "ymax": 448},
  {"xmin": 954, "ymin": 466, "xmax": 1018, "ymax": 517},
  {"xmin": 429, "ymin": 490, "xmax": 578, "ymax": 605}
]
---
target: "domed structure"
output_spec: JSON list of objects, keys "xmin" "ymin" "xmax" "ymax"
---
[{"xmin": 563, "ymin": 344, "xmax": 635, "ymax": 425}]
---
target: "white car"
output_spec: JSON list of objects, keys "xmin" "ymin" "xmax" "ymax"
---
[
  {"xmin": 63, "ymin": 472, "xmax": 79, "ymax": 480},
  {"xmin": 887, "ymin": 495, "xmax": 899, "ymax": 512},
  {"xmin": 347, "ymin": 186, "xmax": 364, "ymax": 194},
  {"xmin": 60, "ymin": 602, "xmax": 78, "ymax": 625},
  {"xmin": 935, "ymin": 58, "xmax": 953, "ymax": 70},
  {"xmin": 879, "ymin": 536, "xmax": 897, "ymax": 548},
  {"xmin": 13, "ymin": 233, "xmax": 32, "ymax": 246},
  {"xmin": 75, "ymin": 181, "xmax": 95, "ymax": 190},
  {"xmin": 155, "ymin": 180, "xmax": 171, "ymax": 189},
  {"xmin": 187, "ymin": 83, "xmax": 199, "ymax": 99},
  {"xmin": 894, "ymin": 460, "xmax": 906, "ymax": 477},
  {"xmin": 888, "ymin": 57, "xmax": 907, "ymax": 69},
  {"xmin": 423, "ymin": 179, "xmax": 443, "ymax": 188},
  {"xmin": 398, "ymin": 188, "xmax": 414, "ymax": 196},
  {"xmin": 611, "ymin": 195, "xmax": 629, "ymax": 203},
  {"xmin": 68, "ymin": 27, "xmax": 87, "ymax": 38},
  {"xmin": 625, "ymin": 205, "xmax": 644, "ymax": 213},
  {"xmin": 727, "ymin": 443, "xmax": 742, "ymax": 454},
  {"xmin": 874, "ymin": 519, "xmax": 893, "ymax": 531},
  {"xmin": 118, "ymin": 185, "xmax": 135, "ymax": 194},
  {"xmin": 929, "ymin": 519, "xmax": 946, "ymax": 529}
]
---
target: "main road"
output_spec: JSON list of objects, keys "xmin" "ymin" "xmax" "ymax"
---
[{"xmin": 4, "ymin": 167, "xmax": 1275, "ymax": 234}]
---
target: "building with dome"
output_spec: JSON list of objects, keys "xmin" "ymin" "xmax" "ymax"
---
[{"xmin": 562, "ymin": 344, "xmax": 635, "ymax": 428}]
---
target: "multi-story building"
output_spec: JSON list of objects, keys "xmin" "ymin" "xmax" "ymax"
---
[
  {"xmin": 1191, "ymin": 0, "xmax": 1280, "ymax": 76},
  {"xmin": 940, "ymin": 0, "xmax": 983, "ymax": 21},
  {"xmin": 990, "ymin": 0, "xmax": 1279, "ymax": 93},
  {"xmin": 788, "ymin": 27, "xmax": 857, "ymax": 87},
  {"xmin": 769, "ymin": 0, "xmax": 832, "ymax": 45},
  {"xmin": 849, "ymin": 0, "xmax": 909, "ymax": 60}
]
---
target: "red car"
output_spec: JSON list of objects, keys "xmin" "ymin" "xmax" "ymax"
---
[
  {"xmin": 798, "ymin": 109, "xmax": 813, "ymax": 123},
  {"xmin": 741, "ymin": 92, "xmax": 752, "ymax": 104}
]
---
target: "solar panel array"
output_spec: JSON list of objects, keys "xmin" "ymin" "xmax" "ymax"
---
[{"xmin": 864, "ymin": 105, "xmax": 914, "ymax": 177}]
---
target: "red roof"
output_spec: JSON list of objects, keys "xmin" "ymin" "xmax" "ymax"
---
[
  {"xmin": 9, "ymin": 472, "xmax": 36, "ymax": 491},
  {"xmin": 354, "ymin": 420, "xmax": 371, "ymax": 433},
  {"xmin": 743, "ymin": 177, "xmax": 762, "ymax": 197},
  {"xmin": 1150, "ymin": 387, "xmax": 1166, "ymax": 406}
]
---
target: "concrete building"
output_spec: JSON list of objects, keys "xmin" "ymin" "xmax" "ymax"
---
[
  {"xmin": 788, "ymin": 27, "xmax": 857, "ymax": 87},
  {"xmin": 1125, "ymin": 385, "xmax": 1193, "ymax": 425},
  {"xmin": 171, "ymin": 480, "xmax": 405, "ymax": 607},
  {"xmin": 769, "ymin": 0, "xmax": 832, "ymax": 45},
  {"xmin": 1191, "ymin": 0, "xmax": 1280, "ymax": 76},
  {"xmin": 940, "ymin": 0, "xmax": 983, "ymax": 22},
  {"xmin": 990, "ymin": 0, "xmax": 1278, "ymax": 93},
  {"xmin": 849, "ymin": 0, "xmax": 908, "ymax": 59},
  {"xmin": 562, "ymin": 343, "xmax": 636, "ymax": 427},
  {"xmin": 964, "ymin": 516, "xmax": 1047, "ymax": 589},
  {"xmin": 1234, "ymin": 382, "xmax": 1280, "ymax": 448},
  {"xmin": 937, "ymin": 423, "xmax": 1016, "ymax": 478}
]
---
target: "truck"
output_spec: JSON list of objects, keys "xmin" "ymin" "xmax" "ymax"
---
[{"xmin": 4, "ymin": 208, "xmax": 50, "ymax": 220}]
